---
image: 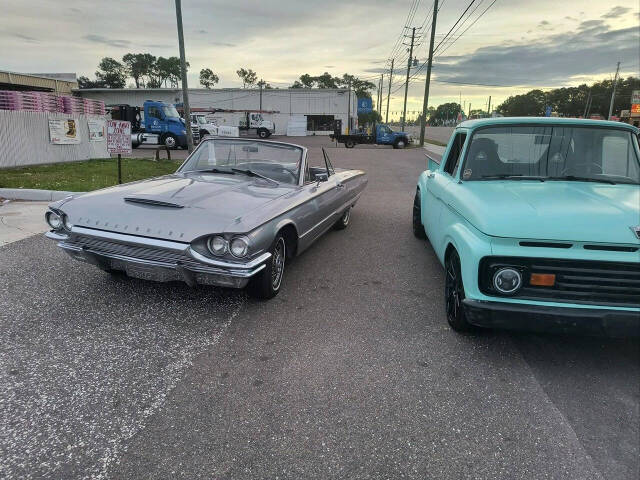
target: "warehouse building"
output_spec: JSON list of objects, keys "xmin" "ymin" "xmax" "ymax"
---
[
  {"xmin": 74, "ymin": 87, "xmax": 358, "ymax": 135},
  {"xmin": 0, "ymin": 70, "xmax": 77, "ymax": 93}
]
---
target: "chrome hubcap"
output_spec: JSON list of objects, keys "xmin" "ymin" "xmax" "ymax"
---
[
  {"xmin": 271, "ymin": 238, "xmax": 285, "ymax": 290},
  {"xmin": 342, "ymin": 208, "xmax": 351, "ymax": 225},
  {"xmin": 165, "ymin": 136, "xmax": 176, "ymax": 148}
]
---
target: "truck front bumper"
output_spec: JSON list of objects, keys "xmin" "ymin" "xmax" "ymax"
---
[{"xmin": 463, "ymin": 299, "xmax": 640, "ymax": 337}]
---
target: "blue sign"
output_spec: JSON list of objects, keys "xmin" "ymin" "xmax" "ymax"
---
[
  {"xmin": 545, "ymin": 105, "xmax": 552, "ymax": 117},
  {"xmin": 357, "ymin": 97, "xmax": 373, "ymax": 114}
]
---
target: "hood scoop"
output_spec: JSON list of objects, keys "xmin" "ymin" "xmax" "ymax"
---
[{"xmin": 124, "ymin": 196, "xmax": 184, "ymax": 208}]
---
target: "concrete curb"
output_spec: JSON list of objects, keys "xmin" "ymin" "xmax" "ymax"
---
[{"xmin": 0, "ymin": 188, "xmax": 85, "ymax": 202}]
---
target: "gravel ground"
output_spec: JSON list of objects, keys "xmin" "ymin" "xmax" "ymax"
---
[{"xmin": 1, "ymin": 136, "xmax": 638, "ymax": 479}]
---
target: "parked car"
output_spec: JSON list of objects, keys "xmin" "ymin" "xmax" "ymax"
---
[
  {"xmin": 45, "ymin": 138, "xmax": 367, "ymax": 299},
  {"xmin": 413, "ymin": 117, "xmax": 640, "ymax": 335}
]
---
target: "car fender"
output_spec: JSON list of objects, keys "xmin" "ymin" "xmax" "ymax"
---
[{"xmin": 442, "ymin": 216, "xmax": 493, "ymax": 299}]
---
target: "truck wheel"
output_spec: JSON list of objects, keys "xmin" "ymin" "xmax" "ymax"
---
[
  {"xmin": 394, "ymin": 138, "xmax": 407, "ymax": 149},
  {"xmin": 162, "ymin": 134, "xmax": 178, "ymax": 149},
  {"xmin": 444, "ymin": 250, "xmax": 476, "ymax": 333},
  {"xmin": 258, "ymin": 128, "xmax": 269, "ymax": 139},
  {"xmin": 413, "ymin": 190, "xmax": 426, "ymax": 239},
  {"xmin": 345, "ymin": 140, "xmax": 355, "ymax": 148}
]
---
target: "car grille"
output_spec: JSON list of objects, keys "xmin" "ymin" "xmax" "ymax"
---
[
  {"xmin": 68, "ymin": 234, "xmax": 198, "ymax": 267},
  {"xmin": 479, "ymin": 257, "xmax": 640, "ymax": 307}
]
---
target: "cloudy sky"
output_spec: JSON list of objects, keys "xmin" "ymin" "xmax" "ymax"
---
[{"xmin": 2, "ymin": 0, "xmax": 638, "ymax": 117}]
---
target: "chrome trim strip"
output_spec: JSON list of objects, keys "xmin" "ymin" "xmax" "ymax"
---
[
  {"xmin": 45, "ymin": 231, "xmax": 69, "ymax": 241},
  {"xmin": 58, "ymin": 242, "xmax": 266, "ymax": 278},
  {"xmin": 71, "ymin": 226, "xmax": 189, "ymax": 252},
  {"xmin": 187, "ymin": 248, "xmax": 271, "ymax": 269}
]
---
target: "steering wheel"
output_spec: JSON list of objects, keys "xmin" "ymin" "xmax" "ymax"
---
[
  {"xmin": 560, "ymin": 162, "xmax": 602, "ymax": 176},
  {"xmin": 280, "ymin": 168, "xmax": 298, "ymax": 182}
]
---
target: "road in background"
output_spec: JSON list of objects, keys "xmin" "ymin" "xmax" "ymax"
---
[{"xmin": 1, "ymin": 136, "xmax": 637, "ymax": 479}]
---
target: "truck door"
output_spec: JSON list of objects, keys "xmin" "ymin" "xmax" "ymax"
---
[
  {"xmin": 146, "ymin": 105, "xmax": 164, "ymax": 133},
  {"xmin": 377, "ymin": 125, "xmax": 393, "ymax": 144}
]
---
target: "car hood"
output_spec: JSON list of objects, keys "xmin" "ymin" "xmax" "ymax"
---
[
  {"xmin": 450, "ymin": 181, "xmax": 640, "ymax": 244},
  {"xmin": 56, "ymin": 173, "xmax": 292, "ymax": 241}
]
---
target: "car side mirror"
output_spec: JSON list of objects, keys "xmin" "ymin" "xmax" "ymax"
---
[
  {"xmin": 315, "ymin": 172, "xmax": 328, "ymax": 184},
  {"xmin": 424, "ymin": 153, "xmax": 441, "ymax": 172}
]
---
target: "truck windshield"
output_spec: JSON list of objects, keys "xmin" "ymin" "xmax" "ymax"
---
[
  {"xmin": 196, "ymin": 116, "xmax": 207, "ymax": 124},
  {"xmin": 463, "ymin": 125, "xmax": 640, "ymax": 184},
  {"xmin": 162, "ymin": 105, "xmax": 180, "ymax": 119},
  {"xmin": 179, "ymin": 139, "xmax": 303, "ymax": 185}
]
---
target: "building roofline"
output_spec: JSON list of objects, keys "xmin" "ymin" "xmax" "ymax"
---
[{"xmin": 72, "ymin": 87, "xmax": 350, "ymax": 93}]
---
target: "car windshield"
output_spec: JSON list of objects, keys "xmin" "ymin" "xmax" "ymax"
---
[
  {"xmin": 463, "ymin": 125, "xmax": 640, "ymax": 184},
  {"xmin": 179, "ymin": 138, "xmax": 303, "ymax": 185},
  {"xmin": 162, "ymin": 105, "xmax": 180, "ymax": 118}
]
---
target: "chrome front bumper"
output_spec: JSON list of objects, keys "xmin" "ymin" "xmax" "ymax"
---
[{"xmin": 45, "ymin": 227, "xmax": 270, "ymax": 289}]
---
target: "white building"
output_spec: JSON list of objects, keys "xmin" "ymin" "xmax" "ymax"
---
[{"xmin": 74, "ymin": 88, "xmax": 358, "ymax": 135}]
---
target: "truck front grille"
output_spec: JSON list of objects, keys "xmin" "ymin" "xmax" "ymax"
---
[{"xmin": 479, "ymin": 257, "xmax": 640, "ymax": 307}]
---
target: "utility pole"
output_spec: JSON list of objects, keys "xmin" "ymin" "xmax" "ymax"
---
[
  {"xmin": 385, "ymin": 59, "xmax": 394, "ymax": 124},
  {"xmin": 487, "ymin": 95, "xmax": 492, "ymax": 117},
  {"xmin": 379, "ymin": 74, "xmax": 384, "ymax": 112},
  {"xmin": 347, "ymin": 79, "xmax": 351, "ymax": 134},
  {"xmin": 259, "ymin": 83, "xmax": 263, "ymax": 111},
  {"xmin": 419, "ymin": 0, "xmax": 438, "ymax": 146},
  {"xmin": 174, "ymin": 0, "xmax": 193, "ymax": 152},
  {"xmin": 401, "ymin": 27, "xmax": 417, "ymax": 132},
  {"xmin": 608, "ymin": 61, "xmax": 621, "ymax": 120}
]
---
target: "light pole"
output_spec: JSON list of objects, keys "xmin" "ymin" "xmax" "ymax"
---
[{"xmin": 174, "ymin": 0, "xmax": 194, "ymax": 152}]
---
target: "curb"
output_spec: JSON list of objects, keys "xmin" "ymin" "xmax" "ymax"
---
[{"xmin": 0, "ymin": 188, "xmax": 85, "ymax": 202}]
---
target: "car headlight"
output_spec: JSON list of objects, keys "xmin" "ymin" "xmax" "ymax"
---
[
  {"xmin": 493, "ymin": 267, "xmax": 522, "ymax": 294},
  {"xmin": 207, "ymin": 235, "xmax": 227, "ymax": 256},
  {"xmin": 230, "ymin": 237, "xmax": 249, "ymax": 258},
  {"xmin": 46, "ymin": 211, "xmax": 63, "ymax": 230},
  {"xmin": 63, "ymin": 215, "xmax": 73, "ymax": 231}
]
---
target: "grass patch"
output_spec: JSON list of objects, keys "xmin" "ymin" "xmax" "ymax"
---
[
  {"xmin": 424, "ymin": 138, "xmax": 448, "ymax": 147},
  {"xmin": 0, "ymin": 157, "xmax": 183, "ymax": 192}
]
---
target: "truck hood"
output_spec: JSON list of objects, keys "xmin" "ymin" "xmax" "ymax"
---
[
  {"xmin": 450, "ymin": 181, "xmax": 640, "ymax": 244},
  {"xmin": 57, "ymin": 173, "xmax": 292, "ymax": 242}
]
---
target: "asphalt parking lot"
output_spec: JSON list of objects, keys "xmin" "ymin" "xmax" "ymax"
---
[{"xmin": 1, "ymin": 137, "xmax": 638, "ymax": 479}]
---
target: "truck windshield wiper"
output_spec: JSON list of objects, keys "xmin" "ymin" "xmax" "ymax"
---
[
  {"xmin": 188, "ymin": 168, "xmax": 235, "ymax": 174},
  {"xmin": 231, "ymin": 168, "xmax": 279, "ymax": 185},
  {"xmin": 480, "ymin": 174, "xmax": 545, "ymax": 181},
  {"xmin": 547, "ymin": 175, "xmax": 616, "ymax": 185}
]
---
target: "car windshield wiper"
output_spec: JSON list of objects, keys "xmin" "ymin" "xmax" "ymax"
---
[
  {"xmin": 480, "ymin": 174, "xmax": 545, "ymax": 181},
  {"xmin": 231, "ymin": 168, "xmax": 279, "ymax": 185},
  {"xmin": 188, "ymin": 167, "xmax": 235, "ymax": 174},
  {"xmin": 547, "ymin": 175, "xmax": 616, "ymax": 185}
]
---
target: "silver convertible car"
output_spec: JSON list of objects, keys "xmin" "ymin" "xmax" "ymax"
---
[{"xmin": 45, "ymin": 138, "xmax": 367, "ymax": 298}]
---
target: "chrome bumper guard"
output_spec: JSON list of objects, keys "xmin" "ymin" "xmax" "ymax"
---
[{"xmin": 45, "ymin": 227, "xmax": 270, "ymax": 289}]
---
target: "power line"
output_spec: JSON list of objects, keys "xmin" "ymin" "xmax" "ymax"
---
[
  {"xmin": 432, "ymin": 0, "xmax": 478, "ymax": 54},
  {"xmin": 433, "ymin": 0, "xmax": 498, "ymax": 57}
]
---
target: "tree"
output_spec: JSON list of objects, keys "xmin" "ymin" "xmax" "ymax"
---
[
  {"xmin": 122, "ymin": 53, "xmax": 156, "ymax": 88},
  {"xmin": 200, "ymin": 68, "xmax": 219, "ymax": 88},
  {"xmin": 315, "ymin": 72, "xmax": 339, "ymax": 88},
  {"xmin": 358, "ymin": 110, "xmax": 382, "ymax": 126},
  {"xmin": 236, "ymin": 68, "xmax": 257, "ymax": 88},
  {"xmin": 151, "ymin": 56, "xmax": 187, "ymax": 88},
  {"xmin": 94, "ymin": 57, "xmax": 127, "ymax": 88},
  {"xmin": 428, "ymin": 102, "xmax": 461, "ymax": 125},
  {"xmin": 257, "ymin": 79, "xmax": 272, "ymax": 89},
  {"xmin": 338, "ymin": 74, "xmax": 376, "ymax": 99},
  {"xmin": 496, "ymin": 90, "xmax": 546, "ymax": 117},
  {"xmin": 77, "ymin": 75, "xmax": 106, "ymax": 89}
]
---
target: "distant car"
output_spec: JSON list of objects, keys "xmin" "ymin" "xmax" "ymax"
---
[
  {"xmin": 45, "ymin": 138, "xmax": 367, "ymax": 299},
  {"xmin": 414, "ymin": 117, "xmax": 640, "ymax": 335}
]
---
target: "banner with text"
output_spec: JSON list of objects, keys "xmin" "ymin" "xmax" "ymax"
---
[{"xmin": 49, "ymin": 118, "xmax": 81, "ymax": 144}]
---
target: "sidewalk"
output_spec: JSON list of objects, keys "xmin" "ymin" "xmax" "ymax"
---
[
  {"xmin": 422, "ymin": 143, "xmax": 446, "ymax": 157},
  {"xmin": 0, "ymin": 200, "xmax": 49, "ymax": 246}
]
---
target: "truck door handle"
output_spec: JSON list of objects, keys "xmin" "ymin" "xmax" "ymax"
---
[{"xmin": 427, "ymin": 172, "xmax": 435, "ymax": 178}]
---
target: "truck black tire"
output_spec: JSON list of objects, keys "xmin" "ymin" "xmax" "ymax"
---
[
  {"xmin": 161, "ymin": 133, "xmax": 178, "ymax": 149},
  {"xmin": 345, "ymin": 139, "xmax": 356, "ymax": 148},
  {"xmin": 258, "ymin": 128, "xmax": 269, "ymax": 139},
  {"xmin": 394, "ymin": 138, "xmax": 407, "ymax": 149}
]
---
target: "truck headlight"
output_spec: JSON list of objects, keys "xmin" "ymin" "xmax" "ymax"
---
[
  {"xmin": 207, "ymin": 235, "xmax": 227, "ymax": 255},
  {"xmin": 46, "ymin": 211, "xmax": 63, "ymax": 230},
  {"xmin": 230, "ymin": 237, "xmax": 249, "ymax": 258},
  {"xmin": 493, "ymin": 267, "xmax": 522, "ymax": 294}
]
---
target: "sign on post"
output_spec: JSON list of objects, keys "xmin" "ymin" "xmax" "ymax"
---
[
  {"xmin": 107, "ymin": 120, "xmax": 132, "ymax": 155},
  {"xmin": 631, "ymin": 90, "xmax": 640, "ymax": 105}
]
